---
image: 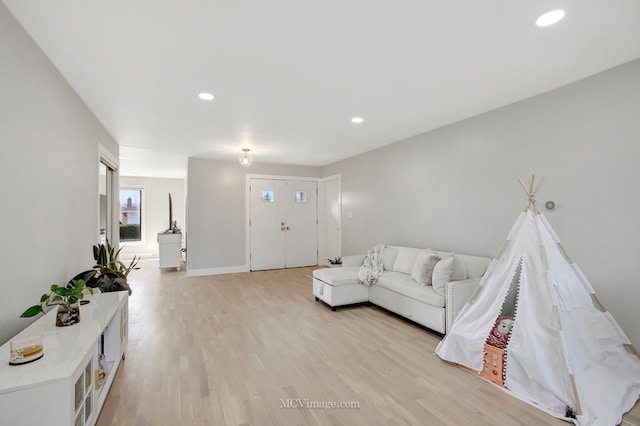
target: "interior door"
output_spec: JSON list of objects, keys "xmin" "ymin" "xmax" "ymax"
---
[
  {"xmin": 250, "ymin": 179, "xmax": 286, "ymax": 270},
  {"xmin": 284, "ymin": 180, "xmax": 318, "ymax": 268},
  {"xmin": 250, "ymin": 178, "xmax": 318, "ymax": 270}
]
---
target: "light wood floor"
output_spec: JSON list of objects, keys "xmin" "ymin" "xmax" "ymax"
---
[{"xmin": 97, "ymin": 261, "xmax": 640, "ymax": 426}]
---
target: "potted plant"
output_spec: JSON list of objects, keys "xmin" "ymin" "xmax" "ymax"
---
[
  {"xmin": 71, "ymin": 240, "xmax": 139, "ymax": 294},
  {"xmin": 20, "ymin": 280, "xmax": 87, "ymax": 327}
]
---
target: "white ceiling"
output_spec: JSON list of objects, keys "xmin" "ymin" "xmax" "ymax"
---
[{"xmin": 4, "ymin": 1, "xmax": 640, "ymax": 178}]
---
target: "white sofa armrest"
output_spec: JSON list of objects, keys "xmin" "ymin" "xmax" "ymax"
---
[
  {"xmin": 445, "ymin": 277, "xmax": 482, "ymax": 334},
  {"xmin": 342, "ymin": 254, "xmax": 365, "ymax": 267}
]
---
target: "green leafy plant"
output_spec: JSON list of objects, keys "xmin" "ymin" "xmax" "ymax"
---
[
  {"xmin": 119, "ymin": 224, "xmax": 141, "ymax": 240},
  {"xmin": 71, "ymin": 240, "xmax": 139, "ymax": 294},
  {"xmin": 20, "ymin": 280, "xmax": 87, "ymax": 318},
  {"xmin": 327, "ymin": 257, "xmax": 342, "ymax": 265}
]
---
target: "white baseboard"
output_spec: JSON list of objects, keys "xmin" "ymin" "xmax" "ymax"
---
[
  {"xmin": 187, "ymin": 265, "xmax": 249, "ymax": 277},
  {"xmin": 121, "ymin": 252, "xmax": 156, "ymax": 260}
]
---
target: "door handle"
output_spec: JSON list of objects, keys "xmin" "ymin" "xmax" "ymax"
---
[{"xmin": 280, "ymin": 222, "xmax": 291, "ymax": 231}]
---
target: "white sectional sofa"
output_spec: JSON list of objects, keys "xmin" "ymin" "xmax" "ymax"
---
[{"xmin": 313, "ymin": 246, "xmax": 491, "ymax": 334}]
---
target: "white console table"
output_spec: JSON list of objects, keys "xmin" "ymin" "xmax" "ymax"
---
[
  {"xmin": 0, "ymin": 291, "xmax": 128, "ymax": 426},
  {"xmin": 157, "ymin": 232, "xmax": 182, "ymax": 270}
]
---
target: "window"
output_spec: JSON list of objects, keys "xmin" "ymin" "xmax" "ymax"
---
[
  {"xmin": 295, "ymin": 191, "xmax": 307, "ymax": 203},
  {"xmin": 261, "ymin": 190, "xmax": 274, "ymax": 203},
  {"xmin": 119, "ymin": 188, "xmax": 143, "ymax": 242}
]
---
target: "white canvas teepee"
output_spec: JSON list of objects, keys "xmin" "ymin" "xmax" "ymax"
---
[{"xmin": 436, "ymin": 176, "xmax": 640, "ymax": 425}]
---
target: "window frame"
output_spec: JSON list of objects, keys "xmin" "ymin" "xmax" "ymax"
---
[{"xmin": 119, "ymin": 186, "xmax": 145, "ymax": 244}]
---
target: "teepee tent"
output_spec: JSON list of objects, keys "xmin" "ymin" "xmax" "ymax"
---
[{"xmin": 436, "ymin": 176, "xmax": 640, "ymax": 425}]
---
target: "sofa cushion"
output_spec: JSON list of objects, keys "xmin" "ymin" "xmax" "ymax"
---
[
  {"xmin": 451, "ymin": 256, "xmax": 468, "ymax": 281},
  {"xmin": 383, "ymin": 246, "xmax": 399, "ymax": 271},
  {"xmin": 313, "ymin": 267, "xmax": 359, "ymax": 286},
  {"xmin": 432, "ymin": 256, "xmax": 455, "ymax": 296},
  {"xmin": 411, "ymin": 251, "xmax": 441, "ymax": 285},
  {"xmin": 433, "ymin": 251, "xmax": 468, "ymax": 281},
  {"xmin": 393, "ymin": 247, "xmax": 424, "ymax": 274},
  {"xmin": 375, "ymin": 272, "xmax": 445, "ymax": 307}
]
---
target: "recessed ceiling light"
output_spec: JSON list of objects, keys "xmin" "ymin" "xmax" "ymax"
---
[
  {"xmin": 536, "ymin": 10, "xmax": 565, "ymax": 27},
  {"xmin": 351, "ymin": 117, "xmax": 364, "ymax": 124},
  {"xmin": 198, "ymin": 92, "xmax": 214, "ymax": 101}
]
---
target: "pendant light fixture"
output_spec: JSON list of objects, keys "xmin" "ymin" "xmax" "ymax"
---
[{"xmin": 239, "ymin": 148, "xmax": 253, "ymax": 167}]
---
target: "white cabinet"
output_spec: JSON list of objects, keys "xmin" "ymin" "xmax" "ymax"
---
[
  {"xmin": 157, "ymin": 232, "xmax": 182, "ymax": 270},
  {"xmin": 0, "ymin": 292, "xmax": 128, "ymax": 426}
]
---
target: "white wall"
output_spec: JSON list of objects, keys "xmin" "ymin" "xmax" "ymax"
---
[
  {"xmin": 187, "ymin": 158, "xmax": 321, "ymax": 275},
  {"xmin": 323, "ymin": 58, "xmax": 640, "ymax": 348},
  {"xmin": 317, "ymin": 176, "xmax": 342, "ymax": 266},
  {"xmin": 0, "ymin": 3, "xmax": 119, "ymax": 345},
  {"xmin": 119, "ymin": 176, "xmax": 185, "ymax": 259}
]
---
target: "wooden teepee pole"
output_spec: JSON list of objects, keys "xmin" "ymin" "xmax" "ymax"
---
[{"xmin": 519, "ymin": 175, "xmax": 543, "ymax": 212}]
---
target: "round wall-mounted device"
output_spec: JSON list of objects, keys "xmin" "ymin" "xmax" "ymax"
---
[{"xmin": 545, "ymin": 201, "xmax": 556, "ymax": 210}]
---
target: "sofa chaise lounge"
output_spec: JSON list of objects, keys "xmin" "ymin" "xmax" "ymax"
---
[{"xmin": 313, "ymin": 246, "xmax": 491, "ymax": 334}]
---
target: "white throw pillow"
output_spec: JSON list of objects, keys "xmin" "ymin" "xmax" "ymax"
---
[
  {"xmin": 393, "ymin": 247, "xmax": 424, "ymax": 274},
  {"xmin": 383, "ymin": 247, "xmax": 398, "ymax": 271},
  {"xmin": 432, "ymin": 254, "xmax": 468, "ymax": 296},
  {"xmin": 411, "ymin": 251, "xmax": 441, "ymax": 285},
  {"xmin": 437, "ymin": 252, "xmax": 468, "ymax": 281},
  {"xmin": 432, "ymin": 257, "xmax": 455, "ymax": 295}
]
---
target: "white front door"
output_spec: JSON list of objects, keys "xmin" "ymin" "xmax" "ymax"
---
[
  {"xmin": 250, "ymin": 179, "xmax": 286, "ymax": 270},
  {"xmin": 249, "ymin": 178, "xmax": 318, "ymax": 270},
  {"xmin": 284, "ymin": 180, "xmax": 318, "ymax": 268}
]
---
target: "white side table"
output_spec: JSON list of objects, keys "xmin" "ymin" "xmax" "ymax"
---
[{"xmin": 157, "ymin": 232, "xmax": 182, "ymax": 270}]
